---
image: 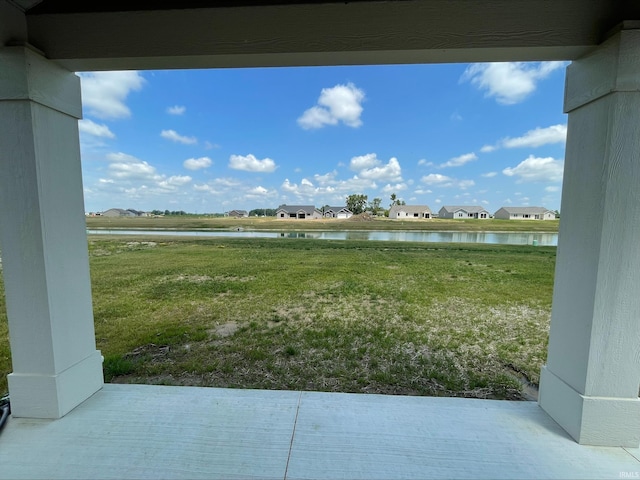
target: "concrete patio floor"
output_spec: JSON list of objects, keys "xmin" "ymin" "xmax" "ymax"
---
[{"xmin": 0, "ymin": 383, "xmax": 638, "ymax": 479}]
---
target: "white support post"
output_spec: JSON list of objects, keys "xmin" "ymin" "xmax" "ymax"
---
[
  {"xmin": 538, "ymin": 26, "xmax": 640, "ymax": 447},
  {"xmin": 0, "ymin": 46, "xmax": 103, "ymax": 418}
]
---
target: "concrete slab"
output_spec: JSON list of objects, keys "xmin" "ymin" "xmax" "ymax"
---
[
  {"xmin": 0, "ymin": 384, "xmax": 300, "ymax": 479},
  {"xmin": 286, "ymin": 391, "xmax": 640, "ymax": 479},
  {"xmin": 0, "ymin": 385, "xmax": 637, "ymax": 479}
]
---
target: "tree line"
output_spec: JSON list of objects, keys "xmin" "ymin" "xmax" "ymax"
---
[{"xmin": 344, "ymin": 193, "xmax": 405, "ymax": 215}]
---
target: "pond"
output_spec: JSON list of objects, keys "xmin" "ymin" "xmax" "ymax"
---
[{"xmin": 87, "ymin": 229, "xmax": 558, "ymax": 246}]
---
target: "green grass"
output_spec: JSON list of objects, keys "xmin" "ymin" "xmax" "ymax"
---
[
  {"xmin": 86, "ymin": 215, "xmax": 559, "ymax": 233},
  {"xmin": 0, "ymin": 237, "xmax": 555, "ymax": 399}
]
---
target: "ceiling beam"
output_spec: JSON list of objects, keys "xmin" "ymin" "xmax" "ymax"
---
[{"xmin": 25, "ymin": 0, "xmax": 616, "ymax": 71}]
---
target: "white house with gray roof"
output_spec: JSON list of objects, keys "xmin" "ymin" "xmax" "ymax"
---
[
  {"xmin": 438, "ymin": 205, "xmax": 490, "ymax": 219},
  {"xmin": 323, "ymin": 206, "xmax": 353, "ymax": 219},
  {"xmin": 102, "ymin": 208, "xmax": 139, "ymax": 217},
  {"xmin": 389, "ymin": 205, "xmax": 432, "ymax": 220},
  {"xmin": 494, "ymin": 206, "xmax": 556, "ymax": 220},
  {"xmin": 276, "ymin": 205, "xmax": 322, "ymax": 220}
]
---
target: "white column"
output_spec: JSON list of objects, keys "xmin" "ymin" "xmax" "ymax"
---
[
  {"xmin": 539, "ymin": 26, "xmax": 640, "ymax": 447},
  {"xmin": 0, "ymin": 46, "xmax": 103, "ymax": 418}
]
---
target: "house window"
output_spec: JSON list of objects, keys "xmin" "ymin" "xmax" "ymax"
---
[
  {"xmin": 289, "ymin": 213, "xmax": 296, "ymax": 218},
  {"xmin": 413, "ymin": 213, "xmax": 419, "ymax": 217},
  {"xmin": 280, "ymin": 213, "xmax": 284, "ymax": 218},
  {"xmin": 458, "ymin": 213, "xmax": 463, "ymax": 217}
]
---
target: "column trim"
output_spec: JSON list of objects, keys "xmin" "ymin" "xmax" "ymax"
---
[{"xmin": 0, "ymin": 46, "xmax": 82, "ymax": 118}]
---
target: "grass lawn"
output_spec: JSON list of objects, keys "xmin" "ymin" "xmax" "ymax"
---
[
  {"xmin": 0, "ymin": 236, "xmax": 555, "ymax": 400},
  {"xmin": 86, "ymin": 215, "xmax": 560, "ymax": 233}
]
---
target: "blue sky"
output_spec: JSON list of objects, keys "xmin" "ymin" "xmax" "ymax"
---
[{"xmin": 78, "ymin": 62, "xmax": 568, "ymax": 214}]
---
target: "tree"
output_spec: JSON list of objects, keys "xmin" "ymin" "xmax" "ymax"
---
[
  {"xmin": 249, "ymin": 208, "xmax": 277, "ymax": 217},
  {"xmin": 346, "ymin": 194, "xmax": 368, "ymax": 215},
  {"xmin": 389, "ymin": 193, "xmax": 405, "ymax": 208},
  {"xmin": 369, "ymin": 197, "xmax": 382, "ymax": 214}
]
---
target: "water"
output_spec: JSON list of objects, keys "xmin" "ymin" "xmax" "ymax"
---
[{"xmin": 87, "ymin": 229, "xmax": 558, "ymax": 246}]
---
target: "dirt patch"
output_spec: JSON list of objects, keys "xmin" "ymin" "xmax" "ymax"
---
[
  {"xmin": 212, "ymin": 275, "xmax": 255, "ymax": 283},
  {"xmin": 174, "ymin": 274, "xmax": 213, "ymax": 283},
  {"xmin": 211, "ymin": 322, "xmax": 239, "ymax": 338},
  {"xmin": 124, "ymin": 343, "xmax": 171, "ymax": 363}
]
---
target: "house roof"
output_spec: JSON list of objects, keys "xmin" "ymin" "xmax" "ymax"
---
[
  {"xmin": 497, "ymin": 206, "xmax": 553, "ymax": 214},
  {"xmin": 439, "ymin": 205, "xmax": 488, "ymax": 214},
  {"xmin": 103, "ymin": 208, "xmax": 130, "ymax": 214},
  {"xmin": 325, "ymin": 206, "xmax": 351, "ymax": 213},
  {"xmin": 276, "ymin": 205, "xmax": 319, "ymax": 214},
  {"xmin": 389, "ymin": 205, "xmax": 431, "ymax": 214}
]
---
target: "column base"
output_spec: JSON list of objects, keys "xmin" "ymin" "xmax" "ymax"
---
[
  {"xmin": 8, "ymin": 351, "xmax": 104, "ymax": 418},
  {"xmin": 539, "ymin": 366, "xmax": 640, "ymax": 447}
]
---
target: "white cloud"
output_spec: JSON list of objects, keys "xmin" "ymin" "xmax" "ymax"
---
[
  {"xmin": 503, "ymin": 155, "xmax": 564, "ymax": 183},
  {"xmin": 414, "ymin": 189, "xmax": 432, "ymax": 195},
  {"xmin": 314, "ymin": 171, "xmax": 338, "ymax": 184},
  {"xmin": 349, "ymin": 154, "xmax": 402, "ymax": 183},
  {"xmin": 359, "ymin": 158, "xmax": 402, "ymax": 182},
  {"xmin": 350, "ymin": 153, "xmax": 380, "ymax": 171},
  {"xmin": 161, "ymin": 129, "xmax": 197, "ymax": 145},
  {"xmin": 480, "ymin": 145, "xmax": 496, "ymax": 153},
  {"xmin": 421, "ymin": 173, "xmax": 452, "ymax": 185},
  {"xmin": 500, "ymin": 124, "xmax": 567, "ymax": 148},
  {"xmin": 417, "ymin": 159, "xmax": 433, "ymax": 167},
  {"xmin": 460, "ymin": 62, "xmax": 566, "ymax": 105},
  {"xmin": 439, "ymin": 152, "xmax": 477, "ymax": 168},
  {"xmin": 435, "ymin": 199, "xmax": 441, "ymax": 204},
  {"xmin": 214, "ymin": 177, "xmax": 242, "ymax": 187},
  {"xmin": 107, "ymin": 153, "xmax": 157, "ymax": 180},
  {"xmin": 381, "ymin": 183, "xmax": 407, "ymax": 194},
  {"xmin": 183, "ymin": 157, "xmax": 212, "ymax": 170},
  {"xmin": 481, "ymin": 172, "xmax": 498, "ymax": 178},
  {"xmin": 167, "ymin": 105, "xmax": 186, "ymax": 115},
  {"xmin": 159, "ymin": 175, "xmax": 192, "ymax": 188},
  {"xmin": 78, "ymin": 119, "xmax": 115, "ymax": 139},
  {"xmin": 79, "ymin": 71, "xmax": 145, "ymax": 119},
  {"xmin": 545, "ymin": 186, "xmax": 560, "ymax": 192},
  {"xmin": 229, "ymin": 154, "xmax": 277, "ymax": 173},
  {"xmin": 298, "ymin": 83, "xmax": 365, "ymax": 129},
  {"xmin": 281, "ymin": 170, "xmax": 379, "ymax": 204},
  {"xmin": 249, "ymin": 186, "xmax": 269, "ymax": 195},
  {"xmin": 421, "ymin": 173, "xmax": 475, "ymax": 190}
]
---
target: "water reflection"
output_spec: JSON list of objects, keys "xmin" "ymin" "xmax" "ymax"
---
[{"xmin": 88, "ymin": 229, "xmax": 557, "ymax": 246}]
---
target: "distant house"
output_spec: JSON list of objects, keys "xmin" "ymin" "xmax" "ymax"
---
[
  {"xmin": 389, "ymin": 205, "xmax": 432, "ymax": 220},
  {"xmin": 438, "ymin": 205, "xmax": 490, "ymax": 219},
  {"xmin": 228, "ymin": 210, "xmax": 248, "ymax": 218},
  {"xmin": 276, "ymin": 205, "xmax": 322, "ymax": 220},
  {"xmin": 494, "ymin": 206, "xmax": 556, "ymax": 220},
  {"xmin": 102, "ymin": 208, "xmax": 138, "ymax": 217},
  {"xmin": 323, "ymin": 206, "xmax": 353, "ymax": 219}
]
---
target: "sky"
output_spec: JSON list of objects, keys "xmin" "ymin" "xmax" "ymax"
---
[{"xmin": 78, "ymin": 61, "xmax": 569, "ymax": 214}]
